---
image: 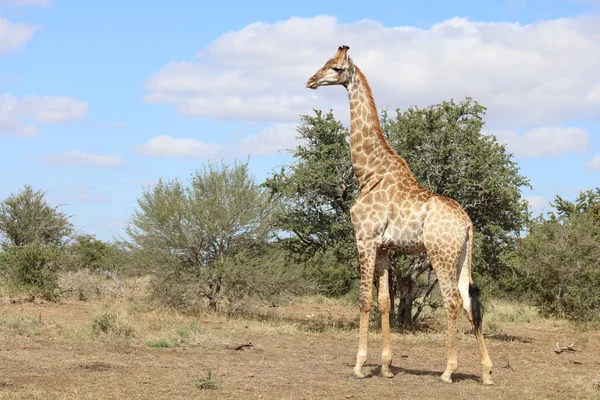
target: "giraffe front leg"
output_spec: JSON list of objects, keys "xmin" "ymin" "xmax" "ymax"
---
[
  {"xmin": 349, "ymin": 245, "xmax": 377, "ymax": 379},
  {"xmin": 376, "ymin": 251, "xmax": 393, "ymax": 378}
]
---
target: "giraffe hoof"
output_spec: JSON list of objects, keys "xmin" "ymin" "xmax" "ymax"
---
[
  {"xmin": 378, "ymin": 369, "xmax": 394, "ymax": 378},
  {"xmin": 348, "ymin": 371, "xmax": 365, "ymax": 379},
  {"xmin": 482, "ymin": 378, "xmax": 495, "ymax": 386},
  {"xmin": 439, "ymin": 375, "xmax": 453, "ymax": 384}
]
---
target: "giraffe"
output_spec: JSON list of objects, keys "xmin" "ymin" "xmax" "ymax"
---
[{"xmin": 305, "ymin": 45, "xmax": 493, "ymax": 385}]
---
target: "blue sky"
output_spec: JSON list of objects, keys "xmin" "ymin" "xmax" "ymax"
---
[{"xmin": 1, "ymin": 0, "xmax": 599, "ymax": 241}]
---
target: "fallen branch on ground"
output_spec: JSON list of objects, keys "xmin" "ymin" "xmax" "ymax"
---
[
  {"xmin": 224, "ymin": 343, "xmax": 256, "ymax": 351},
  {"xmin": 554, "ymin": 342, "xmax": 576, "ymax": 354}
]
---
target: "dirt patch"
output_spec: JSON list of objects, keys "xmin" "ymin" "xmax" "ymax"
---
[
  {"xmin": 79, "ymin": 361, "xmax": 114, "ymax": 372},
  {"xmin": 1, "ymin": 299, "xmax": 599, "ymax": 399}
]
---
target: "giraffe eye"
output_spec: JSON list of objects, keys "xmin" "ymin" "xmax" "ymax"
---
[{"xmin": 333, "ymin": 67, "xmax": 343, "ymax": 72}]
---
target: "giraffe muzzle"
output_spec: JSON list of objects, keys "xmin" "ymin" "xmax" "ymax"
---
[{"xmin": 306, "ymin": 77, "xmax": 319, "ymax": 89}]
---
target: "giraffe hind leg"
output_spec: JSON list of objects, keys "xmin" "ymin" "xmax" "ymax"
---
[
  {"xmin": 430, "ymin": 253, "xmax": 462, "ymax": 384},
  {"xmin": 458, "ymin": 229, "xmax": 494, "ymax": 385},
  {"xmin": 375, "ymin": 250, "xmax": 393, "ymax": 378}
]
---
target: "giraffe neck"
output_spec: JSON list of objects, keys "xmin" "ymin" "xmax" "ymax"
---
[{"xmin": 345, "ymin": 65, "xmax": 414, "ymax": 190}]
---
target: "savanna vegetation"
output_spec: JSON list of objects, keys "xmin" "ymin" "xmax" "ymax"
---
[
  {"xmin": 1, "ymin": 97, "xmax": 599, "ymax": 326},
  {"xmin": 2, "ymin": 96, "xmax": 600, "ymax": 397}
]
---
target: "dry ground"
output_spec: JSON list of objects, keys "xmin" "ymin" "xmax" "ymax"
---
[{"xmin": 0, "ymin": 292, "xmax": 599, "ymax": 399}]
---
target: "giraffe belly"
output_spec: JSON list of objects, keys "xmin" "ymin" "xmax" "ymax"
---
[{"xmin": 380, "ymin": 225, "xmax": 426, "ymax": 254}]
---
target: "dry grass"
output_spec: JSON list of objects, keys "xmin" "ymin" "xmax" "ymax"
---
[
  {"xmin": 1, "ymin": 275, "xmax": 600, "ymax": 399},
  {"xmin": 58, "ymin": 270, "xmax": 149, "ymax": 302}
]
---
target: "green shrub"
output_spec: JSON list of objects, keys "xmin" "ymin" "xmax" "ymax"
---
[
  {"xmin": 512, "ymin": 211, "xmax": 600, "ymax": 321},
  {"xmin": 91, "ymin": 308, "xmax": 135, "ymax": 338},
  {"xmin": 193, "ymin": 370, "xmax": 218, "ymax": 390},
  {"xmin": 147, "ymin": 244, "xmax": 318, "ymax": 311},
  {"xmin": 146, "ymin": 338, "xmax": 179, "ymax": 348},
  {"xmin": 61, "ymin": 235, "xmax": 128, "ymax": 272},
  {"xmin": 0, "ymin": 242, "xmax": 60, "ymax": 300},
  {"xmin": 303, "ymin": 250, "xmax": 358, "ymax": 297}
]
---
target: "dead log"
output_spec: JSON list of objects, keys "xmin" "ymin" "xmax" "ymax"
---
[{"xmin": 554, "ymin": 342, "xmax": 576, "ymax": 354}]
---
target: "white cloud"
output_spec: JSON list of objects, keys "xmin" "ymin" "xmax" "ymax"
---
[
  {"xmin": 587, "ymin": 154, "xmax": 600, "ymax": 170},
  {"xmin": 0, "ymin": 94, "xmax": 88, "ymax": 136},
  {"xmin": 40, "ymin": 150, "xmax": 125, "ymax": 166},
  {"xmin": 492, "ymin": 126, "xmax": 590, "ymax": 157},
  {"xmin": 0, "ymin": 15, "xmax": 38, "ymax": 54},
  {"xmin": 14, "ymin": 95, "xmax": 88, "ymax": 123},
  {"xmin": 229, "ymin": 123, "xmax": 300, "ymax": 156},
  {"xmin": 134, "ymin": 124, "xmax": 303, "ymax": 160},
  {"xmin": 525, "ymin": 195, "xmax": 548, "ymax": 215},
  {"xmin": 144, "ymin": 15, "xmax": 600, "ymax": 128},
  {"xmin": 0, "ymin": 117, "xmax": 37, "ymax": 136},
  {"xmin": 133, "ymin": 135, "xmax": 223, "ymax": 158}
]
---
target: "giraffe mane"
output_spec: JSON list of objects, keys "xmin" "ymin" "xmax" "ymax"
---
[{"xmin": 353, "ymin": 65, "xmax": 412, "ymax": 174}]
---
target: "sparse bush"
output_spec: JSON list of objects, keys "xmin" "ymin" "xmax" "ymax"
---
[
  {"xmin": 0, "ymin": 241, "xmax": 60, "ymax": 300},
  {"xmin": 58, "ymin": 269, "xmax": 127, "ymax": 301},
  {"xmin": 61, "ymin": 235, "xmax": 127, "ymax": 272},
  {"xmin": 92, "ymin": 308, "xmax": 135, "ymax": 338},
  {"xmin": 126, "ymin": 159, "xmax": 276, "ymax": 311},
  {"xmin": 146, "ymin": 338, "xmax": 179, "ymax": 348},
  {"xmin": 148, "ymin": 243, "xmax": 317, "ymax": 311},
  {"xmin": 193, "ymin": 370, "xmax": 219, "ymax": 390},
  {"xmin": 220, "ymin": 244, "xmax": 318, "ymax": 307},
  {"xmin": 485, "ymin": 300, "xmax": 543, "ymax": 325},
  {"xmin": 0, "ymin": 185, "xmax": 72, "ymax": 247},
  {"xmin": 511, "ymin": 209, "xmax": 600, "ymax": 321},
  {"xmin": 299, "ymin": 248, "xmax": 358, "ymax": 297},
  {"xmin": 176, "ymin": 321, "xmax": 204, "ymax": 339},
  {"xmin": 0, "ymin": 315, "xmax": 42, "ymax": 336}
]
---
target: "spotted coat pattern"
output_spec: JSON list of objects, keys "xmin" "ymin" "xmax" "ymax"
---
[{"xmin": 306, "ymin": 46, "xmax": 493, "ymax": 385}]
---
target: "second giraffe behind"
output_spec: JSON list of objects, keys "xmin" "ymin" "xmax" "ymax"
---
[{"xmin": 305, "ymin": 45, "xmax": 494, "ymax": 386}]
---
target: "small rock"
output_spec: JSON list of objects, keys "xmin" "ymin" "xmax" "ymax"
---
[
  {"xmin": 18, "ymin": 345, "xmax": 26, "ymax": 350},
  {"xmin": 247, "ymin": 373, "xmax": 254, "ymax": 378}
]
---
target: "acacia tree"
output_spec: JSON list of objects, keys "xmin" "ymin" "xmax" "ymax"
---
[
  {"xmin": 550, "ymin": 188, "xmax": 600, "ymax": 221},
  {"xmin": 0, "ymin": 185, "xmax": 72, "ymax": 248},
  {"xmin": 268, "ymin": 99, "xmax": 530, "ymax": 328},
  {"xmin": 382, "ymin": 97, "xmax": 530, "ymax": 327},
  {"xmin": 265, "ymin": 110, "xmax": 359, "ymax": 295},
  {"xmin": 126, "ymin": 159, "xmax": 275, "ymax": 310},
  {"xmin": 0, "ymin": 185, "xmax": 72, "ymax": 299}
]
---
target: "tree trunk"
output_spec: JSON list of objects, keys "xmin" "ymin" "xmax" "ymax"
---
[
  {"xmin": 208, "ymin": 275, "xmax": 222, "ymax": 311},
  {"xmin": 388, "ymin": 266, "xmax": 396, "ymax": 322},
  {"xmin": 412, "ymin": 278, "xmax": 438, "ymax": 323},
  {"xmin": 209, "ymin": 296, "xmax": 218, "ymax": 311},
  {"xmin": 397, "ymin": 272, "xmax": 415, "ymax": 329},
  {"xmin": 394, "ymin": 253, "xmax": 432, "ymax": 329}
]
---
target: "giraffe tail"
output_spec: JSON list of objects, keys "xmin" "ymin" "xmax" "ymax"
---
[
  {"xmin": 469, "ymin": 282, "xmax": 483, "ymax": 335},
  {"xmin": 459, "ymin": 223, "xmax": 483, "ymax": 335}
]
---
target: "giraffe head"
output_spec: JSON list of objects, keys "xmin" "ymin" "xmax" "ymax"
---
[{"xmin": 306, "ymin": 45, "xmax": 353, "ymax": 89}]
